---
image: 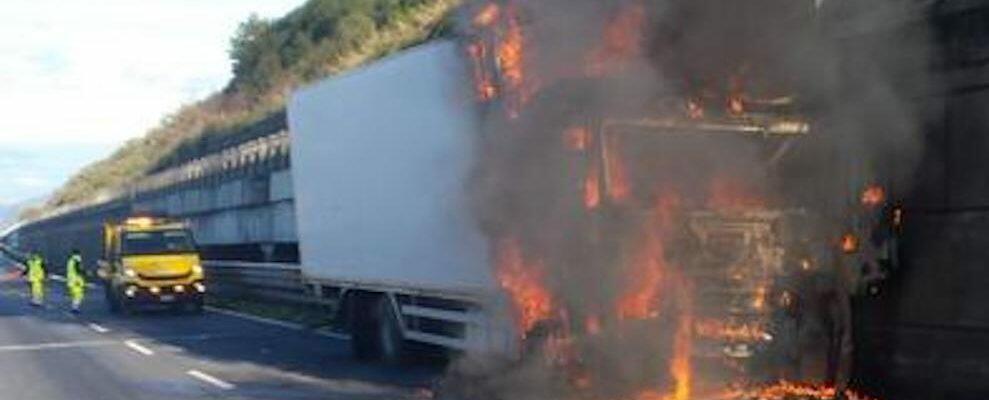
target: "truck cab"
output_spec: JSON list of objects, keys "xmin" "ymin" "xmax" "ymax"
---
[{"xmin": 98, "ymin": 217, "xmax": 205, "ymax": 313}]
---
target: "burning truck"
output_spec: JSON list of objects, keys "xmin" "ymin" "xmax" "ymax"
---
[
  {"xmin": 445, "ymin": 0, "xmax": 917, "ymax": 399},
  {"xmin": 288, "ymin": 0, "xmax": 926, "ymax": 399}
]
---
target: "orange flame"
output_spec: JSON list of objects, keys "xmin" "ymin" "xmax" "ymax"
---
[
  {"xmin": 669, "ymin": 278, "xmax": 693, "ymax": 400},
  {"xmin": 720, "ymin": 381, "xmax": 880, "ymax": 400},
  {"xmin": 861, "ymin": 185, "xmax": 885, "ymax": 207},
  {"xmin": 841, "ymin": 233, "xmax": 859, "ymax": 254},
  {"xmin": 687, "ymin": 99, "xmax": 705, "ymax": 119},
  {"xmin": 472, "ymin": 3, "xmax": 501, "ymax": 27},
  {"xmin": 586, "ymin": 2, "xmax": 646, "ymax": 76},
  {"xmin": 617, "ymin": 238, "xmax": 664, "ymax": 320},
  {"xmin": 752, "ymin": 285, "xmax": 767, "ymax": 312},
  {"xmin": 694, "ymin": 318, "xmax": 770, "ymax": 342},
  {"xmin": 495, "ymin": 237, "xmax": 553, "ymax": 336},
  {"xmin": 728, "ymin": 96, "xmax": 745, "ymax": 115},
  {"xmin": 467, "ymin": 41, "xmax": 498, "ymax": 101},
  {"xmin": 585, "ymin": 315, "xmax": 602, "ymax": 335},
  {"xmin": 634, "ymin": 390, "xmax": 666, "ymax": 400},
  {"xmin": 584, "ymin": 157, "xmax": 602, "ymax": 210},
  {"xmin": 707, "ymin": 178, "xmax": 764, "ymax": 210},
  {"xmin": 617, "ymin": 195, "xmax": 678, "ymax": 320},
  {"xmin": 564, "ymin": 126, "xmax": 591, "ymax": 151},
  {"xmin": 496, "ymin": 4, "xmax": 530, "ymax": 118},
  {"xmin": 604, "ymin": 133, "xmax": 631, "ymax": 203}
]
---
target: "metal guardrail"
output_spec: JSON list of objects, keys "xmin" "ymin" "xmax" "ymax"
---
[{"xmin": 202, "ymin": 261, "xmax": 324, "ymax": 306}]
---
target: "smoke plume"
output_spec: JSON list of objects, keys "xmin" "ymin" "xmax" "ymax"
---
[{"xmin": 443, "ymin": 0, "xmax": 936, "ymax": 399}]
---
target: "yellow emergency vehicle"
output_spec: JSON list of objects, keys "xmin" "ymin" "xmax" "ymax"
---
[{"xmin": 98, "ymin": 217, "xmax": 205, "ymax": 313}]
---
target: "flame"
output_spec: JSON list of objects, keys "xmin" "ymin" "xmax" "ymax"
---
[
  {"xmin": 585, "ymin": 315, "xmax": 602, "ymax": 335},
  {"xmin": 604, "ymin": 133, "xmax": 631, "ymax": 203},
  {"xmin": 720, "ymin": 381, "xmax": 880, "ymax": 400},
  {"xmin": 617, "ymin": 195, "xmax": 678, "ymax": 320},
  {"xmin": 687, "ymin": 98, "xmax": 706, "ymax": 120},
  {"xmin": 707, "ymin": 178, "xmax": 764, "ymax": 210},
  {"xmin": 494, "ymin": 237, "xmax": 553, "ymax": 335},
  {"xmin": 467, "ymin": 41, "xmax": 498, "ymax": 101},
  {"xmin": 472, "ymin": 3, "xmax": 501, "ymax": 27},
  {"xmin": 585, "ymin": 157, "xmax": 602, "ymax": 209},
  {"xmin": 634, "ymin": 390, "xmax": 666, "ymax": 400},
  {"xmin": 861, "ymin": 185, "xmax": 885, "ymax": 207},
  {"xmin": 728, "ymin": 96, "xmax": 745, "ymax": 116},
  {"xmin": 669, "ymin": 278, "xmax": 693, "ymax": 400},
  {"xmin": 727, "ymin": 72, "xmax": 747, "ymax": 116},
  {"xmin": 840, "ymin": 233, "xmax": 859, "ymax": 254},
  {"xmin": 752, "ymin": 285, "xmax": 767, "ymax": 311},
  {"xmin": 616, "ymin": 237, "xmax": 664, "ymax": 320},
  {"xmin": 694, "ymin": 318, "xmax": 770, "ymax": 343},
  {"xmin": 496, "ymin": 4, "xmax": 531, "ymax": 118},
  {"xmin": 564, "ymin": 126, "xmax": 592, "ymax": 151},
  {"xmin": 586, "ymin": 2, "xmax": 646, "ymax": 76}
]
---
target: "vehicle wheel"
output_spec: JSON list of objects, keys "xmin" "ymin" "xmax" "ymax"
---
[
  {"xmin": 185, "ymin": 298, "xmax": 205, "ymax": 314},
  {"xmin": 118, "ymin": 297, "xmax": 134, "ymax": 316},
  {"xmin": 375, "ymin": 296, "xmax": 405, "ymax": 365},
  {"xmin": 105, "ymin": 286, "xmax": 121, "ymax": 314},
  {"xmin": 350, "ymin": 295, "xmax": 379, "ymax": 360}
]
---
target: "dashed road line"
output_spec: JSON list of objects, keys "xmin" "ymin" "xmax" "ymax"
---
[
  {"xmin": 205, "ymin": 306, "xmax": 304, "ymax": 330},
  {"xmin": 87, "ymin": 323, "xmax": 110, "ymax": 333},
  {"xmin": 187, "ymin": 369, "xmax": 235, "ymax": 390},
  {"xmin": 0, "ymin": 339, "xmax": 118, "ymax": 352},
  {"xmin": 123, "ymin": 340, "xmax": 155, "ymax": 356},
  {"xmin": 314, "ymin": 327, "xmax": 350, "ymax": 341},
  {"xmin": 205, "ymin": 306, "xmax": 350, "ymax": 340}
]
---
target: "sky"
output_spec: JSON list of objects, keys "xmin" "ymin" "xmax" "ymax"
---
[{"xmin": 0, "ymin": 0, "xmax": 306, "ymax": 209}]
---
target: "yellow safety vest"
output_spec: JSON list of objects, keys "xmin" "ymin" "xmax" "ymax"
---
[
  {"xmin": 27, "ymin": 256, "xmax": 44, "ymax": 281},
  {"xmin": 66, "ymin": 255, "xmax": 85, "ymax": 287}
]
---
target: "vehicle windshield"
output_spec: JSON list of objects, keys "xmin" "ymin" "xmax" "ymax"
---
[
  {"xmin": 604, "ymin": 128, "xmax": 773, "ymax": 211},
  {"xmin": 121, "ymin": 230, "xmax": 196, "ymax": 256}
]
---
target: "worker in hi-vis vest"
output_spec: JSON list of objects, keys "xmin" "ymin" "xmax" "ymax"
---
[
  {"xmin": 65, "ymin": 249, "xmax": 85, "ymax": 313},
  {"xmin": 25, "ymin": 253, "xmax": 45, "ymax": 306}
]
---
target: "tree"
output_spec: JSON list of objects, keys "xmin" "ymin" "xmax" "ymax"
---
[{"xmin": 230, "ymin": 15, "xmax": 284, "ymax": 96}]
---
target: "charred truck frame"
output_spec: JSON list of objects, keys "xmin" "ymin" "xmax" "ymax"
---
[{"xmin": 461, "ymin": 0, "xmax": 904, "ymax": 396}]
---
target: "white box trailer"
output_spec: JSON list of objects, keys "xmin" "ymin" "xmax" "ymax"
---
[{"xmin": 288, "ymin": 40, "xmax": 517, "ymax": 360}]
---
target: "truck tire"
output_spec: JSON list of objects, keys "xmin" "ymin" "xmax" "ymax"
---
[
  {"xmin": 185, "ymin": 298, "xmax": 205, "ymax": 314},
  {"xmin": 350, "ymin": 295, "xmax": 380, "ymax": 360},
  {"xmin": 349, "ymin": 294, "xmax": 405, "ymax": 363},
  {"xmin": 375, "ymin": 295, "xmax": 405, "ymax": 365}
]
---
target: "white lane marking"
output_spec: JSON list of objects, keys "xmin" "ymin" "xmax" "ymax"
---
[
  {"xmin": 314, "ymin": 328, "xmax": 351, "ymax": 341},
  {"xmin": 0, "ymin": 340, "xmax": 117, "ymax": 352},
  {"xmin": 205, "ymin": 306, "xmax": 350, "ymax": 341},
  {"xmin": 87, "ymin": 323, "xmax": 110, "ymax": 333},
  {"xmin": 123, "ymin": 340, "xmax": 155, "ymax": 356},
  {"xmin": 205, "ymin": 306, "xmax": 303, "ymax": 330},
  {"xmin": 187, "ymin": 370, "xmax": 235, "ymax": 390}
]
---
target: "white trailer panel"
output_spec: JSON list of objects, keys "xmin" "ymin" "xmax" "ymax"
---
[{"xmin": 288, "ymin": 40, "xmax": 495, "ymax": 295}]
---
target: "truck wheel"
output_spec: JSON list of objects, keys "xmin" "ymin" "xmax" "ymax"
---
[
  {"xmin": 375, "ymin": 296, "xmax": 405, "ymax": 365},
  {"xmin": 118, "ymin": 296, "xmax": 134, "ymax": 316},
  {"xmin": 350, "ymin": 295, "xmax": 380, "ymax": 360},
  {"xmin": 186, "ymin": 298, "xmax": 205, "ymax": 314}
]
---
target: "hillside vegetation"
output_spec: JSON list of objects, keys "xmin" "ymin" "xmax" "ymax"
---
[{"xmin": 29, "ymin": 0, "xmax": 460, "ymax": 218}]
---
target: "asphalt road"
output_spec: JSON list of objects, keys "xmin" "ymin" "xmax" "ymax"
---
[{"xmin": 0, "ymin": 260, "xmax": 443, "ymax": 400}]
